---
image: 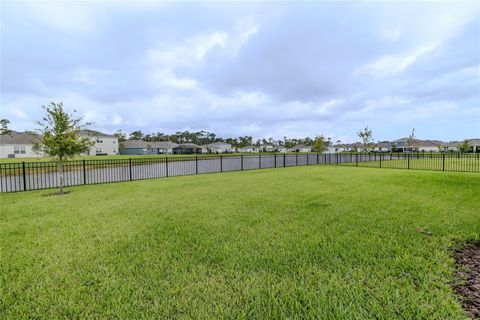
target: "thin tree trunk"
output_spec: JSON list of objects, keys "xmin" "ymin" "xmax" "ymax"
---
[{"xmin": 58, "ymin": 162, "xmax": 64, "ymax": 194}]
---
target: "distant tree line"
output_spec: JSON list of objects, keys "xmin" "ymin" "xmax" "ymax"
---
[{"xmin": 114, "ymin": 129, "xmax": 332, "ymax": 149}]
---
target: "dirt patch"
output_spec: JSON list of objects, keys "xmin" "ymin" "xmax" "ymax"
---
[
  {"xmin": 42, "ymin": 191, "xmax": 71, "ymax": 197},
  {"xmin": 454, "ymin": 242, "xmax": 480, "ymax": 319}
]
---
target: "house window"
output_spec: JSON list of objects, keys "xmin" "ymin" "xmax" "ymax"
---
[
  {"xmin": 113, "ymin": 140, "xmax": 116, "ymax": 144},
  {"xmin": 96, "ymin": 139, "xmax": 103, "ymax": 143},
  {"xmin": 96, "ymin": 148, "xmax": 102, "ymax": 154},
  {"xmin": 14, "ymin": 145, "xmax": 26, "ymax": 154}
]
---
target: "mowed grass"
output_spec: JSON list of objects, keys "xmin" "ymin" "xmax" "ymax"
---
[
  {"xmin": 1, "ymin": 166, "xmax": 479, "ymax": 319},
  {"xmin": 340, "ymin": 157, "xmax": 480, "ymax": 172}
]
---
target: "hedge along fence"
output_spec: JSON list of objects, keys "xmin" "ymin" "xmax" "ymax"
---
[{"xmin": 1, "ymin": 152, "xmax": 479, "ymax": 193}]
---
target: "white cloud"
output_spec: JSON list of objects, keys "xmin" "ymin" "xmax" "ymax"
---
[{"xmin": 355, "ymin": 42, "xmax": 439, "ymax": 78}]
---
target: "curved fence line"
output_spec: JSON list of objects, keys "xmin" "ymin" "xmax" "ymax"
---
[{"xmin": 1, "ymin": 152, "xmax": 479, "ymax": 192}]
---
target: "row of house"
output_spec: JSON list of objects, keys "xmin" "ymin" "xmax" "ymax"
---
[
  {"xmin": 0, "ymin": 130, "xmax": 119, "ymax": 158},
  {"xmin": 119, "ymin": 141, "xmax": 314, "ymax": 155},
  {"xmin": 2, "ymin": 130, "xmax": 479, "ymax": 158},
  {"xmin": 331, "ymin": 138, "xmax": 480, "ymax": 153}
]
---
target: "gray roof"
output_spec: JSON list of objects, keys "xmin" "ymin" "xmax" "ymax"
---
[
  {"xmin": 121, "ymin": 140, "xmax": 178, "ymax": 149},
  {"xmin": 173, "ymin": 143, "xmax": 202, "ymax": 149},
  {"xmin": 207, "ymin": 142, "xmax": 232, "ymax": 147},
  {"xmin": 292, "ymin": 145, "xmax": 311, "ymax": 149},
  {"xmin": 155, "ymin": 141, "xmax": 179, "ymax": 149},
  {"xmin": 0, "ymin": 131, "xmax": 42, "ymax": 145},
  {"xmin": 79, "ymin": 129, "xmax": 114, "ymax": 137},
  {"xmin": 468, "ymin": 139, "xmax": 480, "ymax": 146},
  {"xmin": 376, "ymin": 142, "xmax": 391, "ymax": 148}
]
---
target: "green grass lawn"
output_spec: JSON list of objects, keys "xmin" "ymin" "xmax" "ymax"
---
[
  {"xmin": 1, "ymin": 166, "xmax": 479, "ymax": 319},
  {"xmin": 340, "ymin": 157, "xmax": 480, "ymax": 172}
]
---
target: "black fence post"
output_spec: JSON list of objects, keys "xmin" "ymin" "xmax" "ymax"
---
[
  {"xmin": 442, "ymin": 153, "xmax": 445, "ymax": 171},
  {"xmin": 336, "ymin": 153, "xmax": 339, "ymax": 165},
  {"xmin": 196, "ymin": 156, "xmax": 198, "ymax": 174},
  {"xmin": 259, "ymin": 154, "xmax": 261, "ymax": 169},
  {"xmin": 284, "ymin": 153, "xmax": 286, "ymax": 167},
  {"xmin": 407, "ymin": 153, "xmax": 410, "ymax": 170},
  {"xmin": 241, "ymin": 155, "xmax": 244, "ymax": 171},
  {"xmin": 22, "ymin": 161, "xmax": 26, "ymax": 191},
  {"xmin": 379, "ymin": 153, "xmax": 382, "ymax": 168},
  {"xmin": 317, "ymin": 153, "xmax": 319, "ymax": 164},
  {"xmin": 307, "ymin": 154, "xmax": 309, "ymax": 165},
  {"xmin": 295, "ymin": 153, "xmax": 298, "ymax": 166},
  {"xmin": 165, "ymin": 157, "xmax": 169, "ymax": 177},
  {"xmin": 83, "ymin": 159, "xmax": 86, "ymax": 185},
  {"xmin": 220, "ymin": 155, "xmax": 223, "ymax": 172},
  {"xmin": 129, "ymin": 158, "xmax": 132, "ymax": 180},
  {"xmin": 356, "ymin": 153, "xmax": 358, "ymax": 167},
  {"xmin": 274, "ymin": 154, "xmax": 277, "ymax": 168}
]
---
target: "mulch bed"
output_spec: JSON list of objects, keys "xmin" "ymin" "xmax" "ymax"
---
[{"xmin": 454, "ymin": 242, "xmax": 480, "ymax": 319}]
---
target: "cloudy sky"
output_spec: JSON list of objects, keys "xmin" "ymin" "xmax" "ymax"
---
[{"xmin": 1, "ymin": 1, "xmax": 479, "ymax": 142}]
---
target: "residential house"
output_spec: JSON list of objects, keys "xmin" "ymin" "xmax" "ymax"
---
[
  {"xmin": 390, "ymin": 138, "xmax": 409, "ymax": 152},
  {"xmin": 79, "ymin": 130, "xmax": 119, "ymax": 156},
  {"xmin": 330, "ymin": 144, "xmax": 351, "ymax": 153},
  {"xmin": 119, "ymin": 140, "xmax": 178, "ymax": 155},
  {"xmin": 374, "ymin": 142, "xmax": 391, "ymax": 152},
  {"xmin": 440, "ymin": 141, "xmax": 459, "ymax": 152},
  {"xmin": 172, "ymin": 143, "xmax": 202, "ymax": 154},
  {"xmin": 238, "ymin": 145, "xmax": 259, "ymax": 153},
  {"xmin": 206, "ymin": 142, "xmax": 233, "ymax": 153},
  {"xmin": 0, "ymin": 131, "xmax": 42, "ymax": 158},
  {"xmin": 405, "ymin": 139, "xmax": 440, "ymax": 152},
  {"xmin": 260, "ymin": 145, "xmax": 275, "ymax": 152},
  {"xmin": 274, "ymin": 145, "xmax": 287, "ymax": 152},
  {"xmin": 290, "ymin": 145, "xmax": 312, "ymax": 153},
  {"xmin": 468, "ymin": 139, "xmax": 480, "ymax": 153},
  {"xmin": 0, "ymin": 129, "xmax": 118, "ymax": 158}
]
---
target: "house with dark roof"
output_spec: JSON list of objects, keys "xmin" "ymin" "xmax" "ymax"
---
[
  {"xmin": 119, "ymin": 140, "xmax": 178, "ymax": 155},
  {"xmin": 172, "ymin": 143, "xmax": 202, "ymax": 154},
  {"xmin": 290, "ymin": 145, "xmax": 312, "ymax": 153}
]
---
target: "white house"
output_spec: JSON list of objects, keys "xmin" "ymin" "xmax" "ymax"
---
[
  {"xmin": 260, "ymin": 145, "xmax": 275, "ymax": 152},
  {"xmin": 206, "ymin": 142, "xmax": 233, "ymax": 153},
  {"xmin": 0, "ymin": 131, "xmax": 42, "ymax": 158},
  {"xmin": 405, "ymin": 140, "xmax": 439, "ymax": 152},
  {"xmin": 290, "ymin": 145, "xmax": 312, "ymax": 153},
  {"xmin": 79, "ymin": 130, "xmax": 119, "ymax": 156},
  {"xmin": 373, "ymin": 142, "xmax": 391, "ymax": 152},
  {"xmin": 274, "ymin": 145, "xmax": 287, "ymax": 152},
  {"xmin": 238, "ymin": 145, "xmax": 259, "ymax": 153}
]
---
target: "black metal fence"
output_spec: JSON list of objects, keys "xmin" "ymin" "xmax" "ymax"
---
[{"xmin": 1, "ymin": 153, "xmax": 479, "ymax": 193}]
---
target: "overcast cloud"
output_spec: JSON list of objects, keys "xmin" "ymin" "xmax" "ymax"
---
[{"xmin": 1, "ymin": 1, "xmax": 479, "ymax": 142}]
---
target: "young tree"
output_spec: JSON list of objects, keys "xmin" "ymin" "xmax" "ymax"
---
[
  {"xmin": 357, "ymin": 126, "xmax": 374, "ymax": 152},
  {"xmin": 0, "ymin": 118, "xmax": 12, "ymax": 135},
  {"xmin": 314, "ymin": 135, "xmax": 328, "ymax": 153},
  {"xmin": 33, "ymin": 102, "xmax": 95, "ymax": 194},
  {"xmin": 459, "ymin": 139, "xmax": 470, "ymax": 153},
  {"xmin": 406, "ymin": 128, "xmax": 416, "ymax": 152}
]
